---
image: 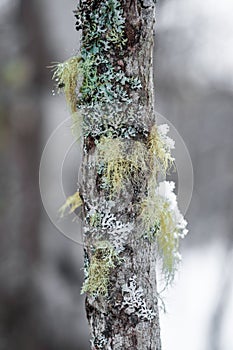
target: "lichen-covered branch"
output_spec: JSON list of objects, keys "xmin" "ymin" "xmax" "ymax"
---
[{"xmin": 51, "ymin": 0, "xmax": 188, "ymax": 348}]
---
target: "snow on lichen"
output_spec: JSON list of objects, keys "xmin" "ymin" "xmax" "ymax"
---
[
  {"xmin": 148, "ymin": 124, "xmax": 175, "ymax": 175},
  {"xmin": 156, "ymin": 181, "xmax": 188, "ymax": 239},
  {"xmin": 140, "ymin": 181, "xmax": 188, "ymax": 281}
]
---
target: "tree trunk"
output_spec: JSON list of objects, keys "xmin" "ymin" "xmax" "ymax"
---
[{"xmin": 78, "ymin": 1, "xmax": 161, "ymax": 349}]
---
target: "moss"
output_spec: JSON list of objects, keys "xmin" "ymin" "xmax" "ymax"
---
[
  {"xmin": 59, "ymin": 191, "xmax": 82, "ymax": 217},
  {"xmin": 81, "ymin": 241, "xmax": 119, "ymax": 297},
  {"xmin": 50, "ymin": 56, "xmax": 81, "ymax": 114}
]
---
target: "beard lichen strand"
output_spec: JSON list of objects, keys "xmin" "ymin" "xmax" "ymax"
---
[
  {"xmin": 59, "ymin": 191, "xmax": 83, "ymax": 217},
  {"xmin": 50, "ymin": 56, "xmax": 81, "ymax": 115}
]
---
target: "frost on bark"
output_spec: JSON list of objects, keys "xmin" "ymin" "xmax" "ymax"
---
[{"xmin": 77, "ymin": 1, "xmax": 162, "ymax": 349}]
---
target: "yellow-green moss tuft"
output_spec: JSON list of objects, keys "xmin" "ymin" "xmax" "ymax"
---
[
  {"xmin": 81, "ymin": 241, "xmax": 119, "ymax": 297},
  {"xmin": 59, "ymin": 191, "xmax": 82, "ymax": 217}
]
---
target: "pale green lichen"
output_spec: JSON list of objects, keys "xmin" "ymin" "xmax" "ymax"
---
[
  {"xmin": 97, "ymin": 137, "xmax": 149, "ymax": 194},
  {"xmin": 50, "ymin": 56, "xmax": 81, "ymax": 114},
  {"xmin": 140, "ymin": 196, "xmax": 178, "ymax": 280},
  {"xmin": 148, "ymin": 124, "xmax": 175, "ymax": 175},
  {"xmin": 140, "ymin": 181, "xmax": 188, "ymax": 282},
  {"xmin": 89, "ymin": 211, "xmax": 102, "ymax": 228},
  {"xmin": 59, "ymin": 191, "xmax": 82, "ymax": 217},
  {"xmin": 81, "ymin": 241, "xmax": 120, "ymax": 296},
  {"xmin": 75, "ymin": 0, "xmax": 142, "ymax": 117}
]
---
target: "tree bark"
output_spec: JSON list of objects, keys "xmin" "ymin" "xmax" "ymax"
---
[{"xmin": 79, "ymin": 1, "xmax": 161, "ymax": 349}]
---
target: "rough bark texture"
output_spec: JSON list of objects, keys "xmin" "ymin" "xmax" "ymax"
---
[{"xmin": 80, "ymin": 1, "xmax": 161, "ymax": 349}]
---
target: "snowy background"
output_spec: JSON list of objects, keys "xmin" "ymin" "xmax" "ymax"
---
[{"xmin": 0, "ymin": 0, "xmax": 232, "ymax": 349}]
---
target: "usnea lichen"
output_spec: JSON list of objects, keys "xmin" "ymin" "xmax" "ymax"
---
[
  {"xmin": 96, "ymin": 124, "xmax": 175, "ymax": 195},
  {"xmin": 148, "ymin": 124, "xmax": 175, "ymax": 175},
  {"xmin": 50, "ymin": 56, "xmax": 81, "ymax": 114},
  {"xmin": 96, "ymin": 137, "xmax": 149, "ymax": 194},
  {"xmin": 59, "ymin": 191, "xmax": 82, "ymax": 217},
  {"xmin": 81, "ymin": 241, "xmax": 120, "ymax": 297},
  {"xmin": 140, "ymin": 181, "xmax": 188, "ymax": 281}
]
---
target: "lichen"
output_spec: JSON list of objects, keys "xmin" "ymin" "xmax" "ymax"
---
[
  {"xmin": 73, "ymin": 0, "xmax": 142, "ymax": 141},
  {"xmin": 140, "ymin": 181, "xmax": 188, "ymax": 281},
  {"xmin": 122, "ymin": 276, "xmax": 157, "ymax": 322},
  {"xmin": 51, "ymin": 0, "xmax": 188, "ymax": 297},
  {"xmin": 82, "ymin": 104, "xmax": 149, "ymax": 141},
  {"xmin": 96, "ymin": 124, "xmax": 175, "ymax": 196},
  {"xmin": 76, "ymin": 0, "xmax": 134, "ymax": 107},
  {"xmin": 97, "ymin": 137, "xmax": 125, "ymax": 193},
  {"xmin": 91, "ymin": 334, "xmax": 108, "ymax": 349},
  {"xmin": 81, "ymin": 241, "xmax": 120, "ymax": 297},
  {"xmin": 148, "ymin": 124, "xmax": 175, "ymax": 175},
  {"xmin": 100, "ymin": 208, "xmax": 133, "ymax": 252},
  {"xmin": 59, "ymin": 191, "xmax": 82, "ymax": 217},
  {"xmin": 50, "ymin": 56, "xmax": 81, "ymax": 114},
  {"xmin": 84, "ymin": 200, "xmax": 133, "ymax": 252},
  {"xmin": 96, "ymin": 137, "xmax": 149, "ymax": 194}
]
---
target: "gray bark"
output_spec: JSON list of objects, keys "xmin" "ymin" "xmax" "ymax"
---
[{"xmin": 80, "ymin": 1, "xmax": 161, "ymax": 349}]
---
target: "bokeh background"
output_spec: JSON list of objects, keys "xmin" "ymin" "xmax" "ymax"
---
[{"xmin": 0, "ymin": 0, "xmax": 232, "ymax": 349}]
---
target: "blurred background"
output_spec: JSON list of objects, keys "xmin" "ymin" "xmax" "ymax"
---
[{"xmin": 0, "ymin": 0, "xmax": 232, "ymax": 349}]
